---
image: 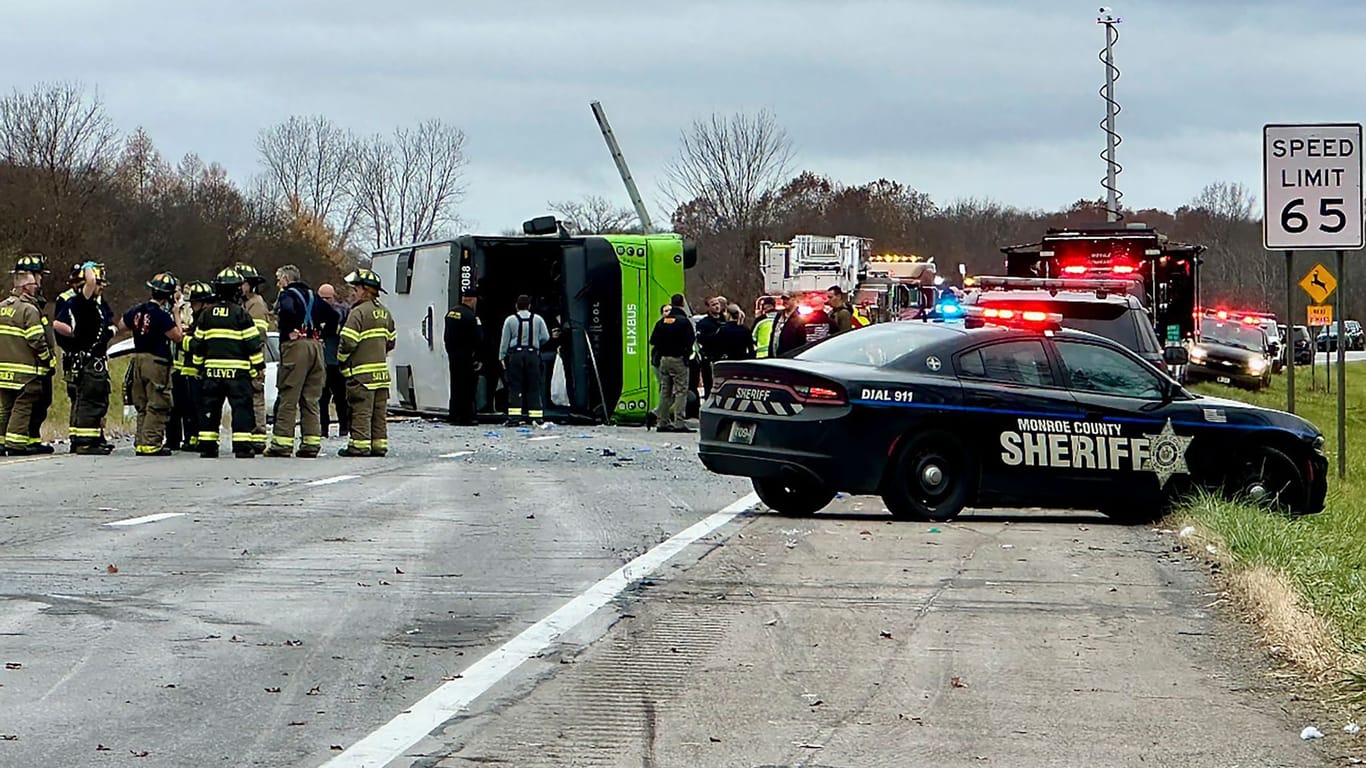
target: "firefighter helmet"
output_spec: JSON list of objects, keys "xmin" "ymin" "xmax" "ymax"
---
[
  {"xmin": 11, "ymin": 252, "xmax": 49, "ymax": 275},
  {"xmin": 213, "ymin": 267, "xmax": 245, "ymax": 288},
  {"xmin": 146, "ymin": 272, "xmax": 178, "ymax": 295},
  {"xmin": 234, "ymin": 263, "xmax": 265, "ymax": 286},
  {"xmin": 344, "ymin": 268, "xmax": 385, "ymax": 293},
  {"xmin": 185, "ymin": 280, "xmax": 214, "ymax": 303}
]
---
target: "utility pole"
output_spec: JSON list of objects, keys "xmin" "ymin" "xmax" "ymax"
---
[
  {"xmin": 590, "ymin": 101, "xmax": 654, "ymax": 234},
  {"xmin": 1098, "ymin": 7, "xmax": 1123, "ymax": 222}
]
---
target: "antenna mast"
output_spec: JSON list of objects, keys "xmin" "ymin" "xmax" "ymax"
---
[
  {"xmin": 590, "ymin": 101, "xmax": 654, "ymax": 234},
  {"xmin": 1098, "ymin": 7, "xmax": 1124, "ymax": 222}
]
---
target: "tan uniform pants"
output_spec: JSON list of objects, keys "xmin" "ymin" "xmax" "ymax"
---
[
  {"xmin": 0, "ymin": 378, "xmax": 43, "ymax": 452},
  {"xmin": 654, "ymin": 355, "xmax": 690, "ymax": 428},
  {"xmin": 250, "ymin": 376, "xmax": 267, "ymax": 447},
  {"xmin": 271, "ymin": 338, "xmax": 325, "ymax": 452},
  {"xmin": 129, "ymin": 353, "xmax": 173, "ymax": 454},
  {"xmin": 346, "ymin": 379, "xmax": 388, "ymax": 456}
]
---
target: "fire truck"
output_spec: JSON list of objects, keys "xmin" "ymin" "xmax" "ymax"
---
[
  {"xmin": 856, "ymin": 254, "xmax": 942, "ymax": 322},
  {"xmin": 756, "ymin": 234, "xmax": 872, "ymax": 336},
  {"xmin": 1000, "ymin": 223, "xmax": 1205, "ymax": 346}
]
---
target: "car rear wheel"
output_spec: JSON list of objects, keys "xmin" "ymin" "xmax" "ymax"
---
[
  {"xmin": 752, "ymin": 477, "xmax": 836, "ymax": 516},
  {"xmin": 1228, "ymin": 446, "xmax": 1307, "ymax": 514},
  {"xmin": 882, "ymin": 432, "xmax": 972, "ymax": 522}
]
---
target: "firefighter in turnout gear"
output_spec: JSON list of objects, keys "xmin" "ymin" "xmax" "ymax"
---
[
  {"xmin": 194, "ymin": 267, "xmax": 264, "ymax": 458},
  {"xmin": 337, "ymin": 269, "xmax": 395, "ymax": 457},
  {"xmin": 59, "ymin": 262, "xmax": 117, "ymax": 454},
  {"xmin": 12, "ymin": 253, "xmax": 56, "ymax": 453},
  {"xmin": 235, "ymin": 262, "xmax": 271, "ymax": 453},
  {"xmin": 0, "ymin": 257, "xmax": 55, "ymax": 455},
  {"xmin": 266, "ymin": 265, "xmax": 339, "ymax": 458},
  {"xmin": 123, "ymin": 272, "xmax": 184, "ymax": 456},
  {"xmin": 172, "ymin": 281, "xmax": 213, "ymax": 451},
  {"xmin": 498, "ymin": 294, "xmax": 550, "ymax": 426}
]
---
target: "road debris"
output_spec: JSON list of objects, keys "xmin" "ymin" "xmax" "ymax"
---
[
  {"xmin": 1299, "ymin": 726, "xmax": 1323, "ymax": 740},
  {"xmin": 1179, "ymin": 526, "xmax": 1196, "ymax": 538},
  {"xmin": 106, "ymin": 564, "xmax": 119, "ymax": 574},
  {"xmin": 950, "ymin": 676, "xmax": 967, "ymax": 688},
  {"xmin": 879, "ymin": 631, "xmax": 893, "ymax": 639},
  {"xmin": 1345, "ymin": 722, "xmax": 1361, "ymax": 735},
  {"xmin": 4, "ymin": 662, "xmax": 20, "ymax": 670}
]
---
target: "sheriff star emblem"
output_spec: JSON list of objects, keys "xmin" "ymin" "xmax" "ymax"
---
[{"xmin": 1142, "ymin": 418, "xmax": 1194, "ymax": 488}]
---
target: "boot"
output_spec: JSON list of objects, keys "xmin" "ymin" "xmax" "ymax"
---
[{"xmin": 337, "ymin": 447, "xmax": 369, "ymax": 457}]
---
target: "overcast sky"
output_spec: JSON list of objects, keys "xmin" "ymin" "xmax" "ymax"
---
[{"xmin": 6, "ymin": 0, "xmax": 1366, "ymax": 234}]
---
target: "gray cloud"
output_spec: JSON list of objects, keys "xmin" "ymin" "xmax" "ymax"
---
[{"xmin": 4, "ymin": 0, "xmax": 1366, "ymax": 234}]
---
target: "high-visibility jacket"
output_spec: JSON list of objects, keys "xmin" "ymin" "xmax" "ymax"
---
[
  {"xmin": 752, "ymin": 314, "xmax": 776, "ymax": 359},
  {"xmin": 174, "ymin": 313, "xmax": 199, "ymax": 377},
  {"xmin": 191, "ymin": 300, "xmax": 264, "ymax": 380},
  {"xmin": 851, "ymin": 307, "xmax": 870, "ymax": 328},
  {"xmin": 338, "ymin": 299, "xmax": 396, "ymax": 390},
  {"xmin": 0, "ymin": 294, "xmax": 53, "ymax": 389}
]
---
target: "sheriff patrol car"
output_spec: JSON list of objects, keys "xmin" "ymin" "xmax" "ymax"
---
[{"xmin": 698, "ymin": 311, "xmax": 1327, "ymax": 523}]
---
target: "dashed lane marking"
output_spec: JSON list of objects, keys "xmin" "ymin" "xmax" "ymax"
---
[
  {"xmin": 307, "ymin": 474, "xmax": 360, "ymax": 487},
  {"xmin": 440, "ymin": 450, "xmax": 475, "ymax": 458},
  {"xmin": 318, "ymin": 491, "xmax": 760, "ymax": 768},
  {"xmin": 527, "ymin": 435, "xmax": 557, "ymax": 442},
  {"xmin": 103, "ymin": 512, "xmax": 187, "ymax": 527}
]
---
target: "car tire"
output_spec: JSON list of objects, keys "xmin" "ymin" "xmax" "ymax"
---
[
  {"xmin": 1227, "ymin": 445, "xmax": 1308, "ymax": 514},
  {"xmin": 752, "ymin": 477, "xmax": 835, "ymax": 516},
  {"xmin": 881, "ymin": 432, "xmax": 973, "ymax": 522}
]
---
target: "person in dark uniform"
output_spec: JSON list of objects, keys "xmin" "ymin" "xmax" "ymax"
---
[
  {"xmin": 171, "ymin": 281, "xmax": 214, "ymax": 451},
  {"xmin": 193, "ymin": 267, "xmax": 264, "ymax": 459},
  {"xmin": 443, "ymin": 289, "xmax": 482, "ymax": 425},
  {"xmin": 649, "ymin": 293, "xmax": 696, "ymax": 433},
  {"xmin": 712, "ymin": 304, "xmax": 756, "ymax": 361},
  {"xmin": 58, "ymin": 262, "xmax": 116, "ymax": 455},
  {"xmin": 497, "ymin": 294, "xmax": 550, "ymax": 426},
  {"xmin": 317, "ymin": 283, "xmax": 350, "ymax": 438},
  {"xmin": 538, "ymin": 299, "xmax": 563, "ymax": 411},
  {"xmin": 122, "ymin": 272, "xmax": 184, "ymax": 456}
]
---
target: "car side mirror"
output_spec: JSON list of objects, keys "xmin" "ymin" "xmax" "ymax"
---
[{"xmin": 1163, "ymin": 346, "xmax": 1189, "ymax": 367}]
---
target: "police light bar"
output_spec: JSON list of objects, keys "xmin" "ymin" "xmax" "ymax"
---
[
  {"xmin": 967, "ymin": 305, "xmax": 1064, "ymax": 330},
  {"xmin": 974, "ymin": 275, "xmax": 1139, "ymax": 296}
]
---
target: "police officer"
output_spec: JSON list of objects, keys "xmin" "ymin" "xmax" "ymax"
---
[
  {"xmin": 123, "ymin": 272, "xmax": 184, "ymax": 456},
  {"xmin": 235, "ymin": 262, "xmax": 271, "ymax": 454},
  {"xmin": 266, "ymin": 265, "xmax": 338, "ymax": 458},
  {"xmin": 60, "ymin": 262, "xmax": 116, "ymax": 455},
  {"xmin": 337, "ymin": 269, "xmax": 396, "ymax": 457},
  {"xmin": 171, "ymin": 281, "xmax": 214, "ymax": 451},
  {"xmin": 193, "ymin": 268, "xmax": 264, "ymax": 459},
  {"xmin": 497, "ymin": 294, "xmax": 550, "ymax": 427},
  {"xmin": 649, "ymin": 293, "xmax": 695, "ymax": 433},
  {"xmin": 12, "ymin": 254, "xmax": 56, "ymax": 453},
  {"xmin": 443, "ymin": 289, "xmax": 482, "ymax": 426},
  {"xmin": 0, "ymin": 257, "xmax": 55, "ymax": 456}
]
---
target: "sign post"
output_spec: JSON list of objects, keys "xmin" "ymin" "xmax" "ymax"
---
[{"xmin": 1264, "ymin": 122, "xmax": 1363, "ymax": 479}]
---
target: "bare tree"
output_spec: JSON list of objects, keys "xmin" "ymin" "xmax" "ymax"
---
[
  {"xmin": 549, "ymin": 195, "xmax": 638, "ymax": 234},
  {"xmin": 256, "ymin": 115, "xmax": 360, "ymax": 245},
  {"xmin": 114, "ymin": 127, "xmax": 172, "ymax": 203},
  {"xmin": 0, "ymin": 82, "xmax": 119, "ymax": 241},
  {"xmin": 662, "ymin": 110, "xmax": 794, "ymax": 230},
  {"xmin": 351, "ymin": 119, "xmax": 468, "ymax": 248}
]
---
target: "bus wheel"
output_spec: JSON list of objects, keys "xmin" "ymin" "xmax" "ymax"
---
[
  {"xmin": 882, "ymin": 432, "xmax": 972, "ymax": 522},
  {"xmin": 752, "ymin": 477, "xmax": 835, "ymax": 516}
]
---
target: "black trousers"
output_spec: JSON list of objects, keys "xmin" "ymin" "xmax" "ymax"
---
[
  {"xmin": 168, "ymin": 372, "xmax": 198, "ymax": 447},
  {"xmin": 320, "ymin": 363, "xmax": 349, "ymax": 436},
  {"xmin": 448, "ymin": 359, "xmax": 477, "ymax": 424},
  {"xmin": 69, "ymin": 357, "xmax": 110, "ymax": 447},
  {"xmin": 504, "ymin": 348, "xmax": 543, "ymax": 420},
  {"xmin": 198, "ymin": 377, "xmax": 255, "ymax": 455}
]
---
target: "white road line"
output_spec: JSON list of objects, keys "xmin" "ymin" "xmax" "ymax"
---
[
  {"xmin": 527, "ymin": 435, "xmax": 557, "ymax": 442},
  {"xmin": 102, "ymin": 512, "xmax": 186, "ymax": 528},
  {"xmin": 440, "ymin": 450, "xmax": 475, "ymax": 458},
  {"xmin": 307, "ymin": 474, "xmax": 359, "ymax": 487},
  {"xmin": 320, "ymin": 491, "xmax": 760, "ymax": 768}
]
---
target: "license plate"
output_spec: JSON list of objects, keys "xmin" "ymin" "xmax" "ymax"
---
[
  {"xmin": 729, "ymin": 422, "xmax": 756, "ymax": 445},
  {"xmin": 1216, "ymin": 376, "xmax": 1232, "ymax": 384}
]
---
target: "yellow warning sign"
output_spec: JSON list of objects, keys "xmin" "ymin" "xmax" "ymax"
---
[
  {"xmin": 1299, "ymin": 263, "xmax": 1337, "ymax": 304},
  {"xmin": 1308, "ymin": 304, "xmax": 1333, "ymax": 327}
]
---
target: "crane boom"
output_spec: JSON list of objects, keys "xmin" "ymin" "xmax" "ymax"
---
[{"xmin": 590, "ymin": 101, "xmax": 653, "ymax": 234}]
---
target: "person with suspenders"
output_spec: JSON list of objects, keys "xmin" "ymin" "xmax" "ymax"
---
[
  {"xmin": 265, "ymin": 264, "xmax": 339, "ymax": 458},
  {"xmin": 498, "ymin": 294, "xmax": 550, "ymax": 427}
]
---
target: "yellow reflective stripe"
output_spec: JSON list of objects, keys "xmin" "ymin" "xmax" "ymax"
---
[
  {"xmin": 0, "ymin": 326, "xmax": 26, "ymax": 337},
  {"xmin": 253, "ymin": 319, "xmax": 269, "ymax": 331},
  {"xmin": 23, "ymin": 324, "xmax": 44, "ymax": 339},
  {"xmin": 4, "ymin": 432, "xmax": 29, "ymax": 444},
  {"xmin": 363, "ymin": 381, "xmax": 389, "ymax": 390},
  {"xmin": 231, "ymin": 432, "xmax": 254, "ymax": 441},
  {"xmin": 0, "ymin": 363, "xmax": 43, "ymax": 375},
  {"xmin": 372, "ymin": 439, "xmax": 388, "ymax": 450},
  {"xmin": 135, "ymin": 445, "xmax": 165, "ymax": 454},
  {"xmin": 348, "ymin": 439, "xmax": 372, "ymax": 449},
  {"xmin": 248, "ymin": 353, "xmax": 264, "ymax": 365},
  {"xmin": 70, "ymin": 427, "xmax": 103, "ymax": 437},
  {"xmin": 199, "ymin": 328, "xmax": 256, "ymax": 341},
  {"xmin": 346, "ymin": 362, "xmax": 388, "ymax": 375},
  {"xmin": 301, "ymin": 436, "xmax": 322, "ymax": 447},
  {"xmin": 353, "ymin": 328, "xmax": 390, "ymax": 341},
  {"xmin": 271, "ymin": 435, "xmax": 295, "ymax": 448},
  {"xmin": 203, "ymin": 359, "xmax": 250, "ymax": 369},
  {"xmin": 198, "ymin": 431, "xmax": 220, "ymax": 441},
  {"xmin": 340, "ymin": 327, "xmax": 362, "ymax": 341}
]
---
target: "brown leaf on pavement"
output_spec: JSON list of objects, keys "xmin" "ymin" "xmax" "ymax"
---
[
  {"xmin": 950, "ymin": 676, "xmax": 967, "ymax": 688},
  {"xmin": 106, "ymin": 564, "xmax": 119, "ymax": 574}
]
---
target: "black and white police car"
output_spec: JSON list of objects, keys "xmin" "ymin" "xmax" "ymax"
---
[{"xmin": 698, "ymin": 310, "xmax": 1328, "ymax": 523}]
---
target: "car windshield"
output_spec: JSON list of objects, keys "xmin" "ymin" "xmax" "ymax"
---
[
  {"xmin": 976, "ymin": 296, "xmax": 1150, "ymax": 351},
  {"xmin": 1201, "ymin": 319, "xmax": 1265, "ymax": 351},
  {"xmin": 1295, "ymin": 327, "xmax": 1310, "ymax": 342},
  {"xmin": 793, "ymin": 324, "xmax": 951, "ymax": 367}
]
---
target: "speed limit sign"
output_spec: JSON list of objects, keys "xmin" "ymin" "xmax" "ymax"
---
[{"xmin": 1263, "ymin": 123, "xmax": 1364, "ymax": 250}]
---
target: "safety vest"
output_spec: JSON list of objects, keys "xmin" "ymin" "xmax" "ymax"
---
[
  {"xmin": 851, "ymin": 307, "xmax": 869, "ymax": 328},
  {"xmin": 753, "ymin": 315, "xmax": 775, "ymax": 358}
]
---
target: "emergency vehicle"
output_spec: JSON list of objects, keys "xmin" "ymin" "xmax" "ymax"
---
[
  {"xmin": 371, "ymin": 217, "xmax": 695, "ymax": 425},
  {"xmin": 1001, "ymin": 223, "xmax": 1204, "ymax": 347}
]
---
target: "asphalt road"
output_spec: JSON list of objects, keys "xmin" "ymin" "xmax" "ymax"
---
[
  {"xmin": 0, "ymin": 420, "xmax": 748, "ymax": 767},
  {"xmin": 0, "ymin": 421, "xmax": 1352, "ymax": 767}
]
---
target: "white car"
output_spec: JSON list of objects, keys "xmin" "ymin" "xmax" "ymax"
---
[{"xmin": 109, "ymin": 331, "xmax": 279, "ymax": 420}]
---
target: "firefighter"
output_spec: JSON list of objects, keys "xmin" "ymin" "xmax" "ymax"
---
[
  {"xmin": 752, "ymin": 296, "xmax": 778, "ymax": 359},
  {"xmin": 171, "ymin": 281, "xmax": 214, "ymax": 451},
  {"xmin": 497, "ymin": 294, "xmax": 550, "ymax": 427},
  {"xmin": 234, "ymin": 262, "xmax": 271, "ymax": 454},
  {"xmin": 193, "ymin": 267, "xmax": 263, "ymax": 459},
  {"xmin": 337, "ymin": 268, "xmax": 396, "ymax": 457},
  {"xmin": 0, "ymin": 257, "xmax": 55, "ymax": 456},
  {"xmin": 266, "ymin": 265, "xmax": 338, "ymax": 458},
  {"xmin": 11, "ymin": 254, "xmax": 56, "ymax": 454},
  {"xmin": 60, "ymin": 262, "xmax": 117, "ymax": 455},
  {"xmin": 123, "ymin": 272, "xmax": 184, "ymax": 456},
  {"xmin": 443, "ymin": 289, "xmax": 482, "ymax": 426}
]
